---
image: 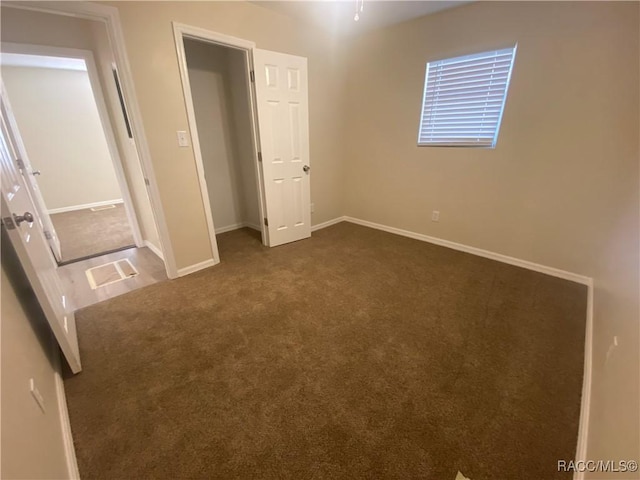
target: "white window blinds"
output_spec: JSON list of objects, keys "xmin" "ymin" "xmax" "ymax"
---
[{"xmin": 418, "ymin": 46, "xmax": 517, "ymax": 148}]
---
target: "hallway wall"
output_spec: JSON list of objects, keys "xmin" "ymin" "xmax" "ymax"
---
[{"xmin": 3, "ymin": 65, "xmax": 122, "ymax": 212}]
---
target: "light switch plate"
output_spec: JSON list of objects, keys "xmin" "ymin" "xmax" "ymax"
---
[{"xmin": 177, "ymin": 130, "xmax": 189, "ymax": 147}]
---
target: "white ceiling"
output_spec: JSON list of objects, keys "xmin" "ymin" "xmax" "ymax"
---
[
  {"xmin": 0, "ymin": 53, "xmax": 87, "ymax": 71},
  {"xmin": 252, "ymin": 1, "xmax": 472, "ymax": 37}
]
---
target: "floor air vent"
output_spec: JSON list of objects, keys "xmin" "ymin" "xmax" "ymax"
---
[{"xmin": 86, "ymin": 259, "xmax": 138, "ymax": 289}]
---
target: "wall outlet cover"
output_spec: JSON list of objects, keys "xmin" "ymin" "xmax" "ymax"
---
[
  {"xmin": 30, "ymin": 378, "xmax": 46, "ymax": 413},
  {"xmin": 177, "ymin": 130, "xmax": 189, "ymax": 147}
]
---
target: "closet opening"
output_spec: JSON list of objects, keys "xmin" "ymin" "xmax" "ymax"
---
[{"xmin": 182, "ymin": 37, "xmax": 266, "ymax": 260}]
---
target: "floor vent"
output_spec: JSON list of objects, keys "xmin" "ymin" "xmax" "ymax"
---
[
  {"xmin": 86, "ymin": 259, "xmax": 138, "ymax": 289},
  {"xmin": 90, "ymin": 204, "xmax": 117, "ymax": 212}
]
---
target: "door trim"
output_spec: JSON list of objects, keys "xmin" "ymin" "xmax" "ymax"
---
[
  {"xmin": 172, "ymin": 22, "xmax": 269, "ymax": 269},
  {"xmin": 3, "ymin": 1, "xmax": 179, "ymax": 278},
  {"xmin": 1, "ymin": 42, "xmax": 145, "ymax": 250}
]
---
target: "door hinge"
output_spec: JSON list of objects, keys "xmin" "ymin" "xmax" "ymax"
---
[
  {"xmin": 257, "ymin": 152, "xmax": 262, "ymax": 162},
  {"xmin": 16, "ymin": 158, "xmax": 25, "ymax": 170},
  {"xmin": 250, "ymin": 70, "xmax": 255, "ymax": 82},
  {"xmin": 144, "ymin": 178, "xmax": 150, "ymax": 186},
  {"xmin": 1, "ymin": 216, "xmax": 16, "ymax": 230},
  {"xmin": 44, "ymin": 230, "xmax": 53, "ymax": 240},
  {"xmin": 264, "ymin": 217, "xmax": 268, "ymax": 227}
]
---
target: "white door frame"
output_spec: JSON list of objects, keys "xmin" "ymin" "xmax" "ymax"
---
[
  {"xmin": 1, "ymin": 42, "xmax": 145, "ymax": 252},
  {"xmin": 3, "ymin": 1, "xmax": 179, "ymax": 278},
  {"xmin": 172, "ymin": 22, "xmax": 270, "ymax": 265}
]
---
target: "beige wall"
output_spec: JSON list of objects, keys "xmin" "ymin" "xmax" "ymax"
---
[
  {"xmin": 184, "ymin": 40, "xmax": 260, "ymax": 231},
  {"xmin": 0, "ymin": 6, "xmax": 94, "ymax": 50},
  {"xmin": 342, "ymin": 1, "xmax": 639, "ymax": 472},
  {"xmin": 1, "ymin": 7, "xmax": 161, "ymax": 250},
  {"xmin": 102, "ymin": 1, "xmax": 346, "ymax": 269},
  {"xmin": 3, "ymin": 66, "xmax": 122, "ymax": 211},
  {"xmin": 1, "ymin": 249, "xmax": 69, "ymax": 479}
]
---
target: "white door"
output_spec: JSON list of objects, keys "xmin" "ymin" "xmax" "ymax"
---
[
  {"xmin": 1, "ymin": 103, "xmax": 81, "ymax": 373},
  {"xmin": 253, "ymin": 49, "xmax": 311, "ymax": 247},
  {"xmin": 1, "ymin": 84, "xmax": 63, "ymax": 262}
]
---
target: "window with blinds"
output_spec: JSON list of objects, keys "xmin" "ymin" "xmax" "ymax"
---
[{"xmin": 418, "ymin": 46, "xmax": 517, "ymax": 148}]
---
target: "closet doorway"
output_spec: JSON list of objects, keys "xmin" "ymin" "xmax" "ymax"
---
[
  {"xmin": 183, "ymin": 37, "xmax": 264, "ymax": 255},
  {"xmin": 175, "ymin": 24, "xmax": 313, "ymax": 265}
]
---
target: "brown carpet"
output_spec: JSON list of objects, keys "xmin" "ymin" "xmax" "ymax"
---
[
  {"xmin": 64, "ymin": 223, "xmax": 587, "ymax": 480},
  {"xmin": 50, "ymin": 204, "xmax": 135, "ymax": 263}
]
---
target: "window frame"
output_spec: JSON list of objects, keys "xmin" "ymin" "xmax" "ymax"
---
[{"xmin": 417, "ymin": 45, "xmax": 517, "ymax": 149}]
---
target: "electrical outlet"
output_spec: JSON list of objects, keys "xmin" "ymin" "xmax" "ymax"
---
[
  {"xmin": 30, "ymin": 378, "xmax": 46, "ymax": 413},
  {"xmin": 177, "ymin": 130, "xmax": 189, "ymax": 147},
  {"xmin": 310, "ymin": 203, "xmax": 315, "ymax": 214},
  {"xmin": 431, "ymin": 210, "xmax": 440, "ymax": 222}
]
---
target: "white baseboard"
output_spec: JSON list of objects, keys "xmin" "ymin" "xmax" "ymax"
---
[
  {"xmin": 178, "ymin": 222, "xmax": 262, "ymax": 277},
  {"xmin": 343, "ymin": 216, "xmax": 593, "ymax": 286},
  {"xmin": 48, "ymin": 199, "xmax": 123, "ymax": 215},
  {"xmin": 52, "ymin": 341, "xmax": 80, "ymax": 480},
  {"xmin": 143, "ymin": 240, "xmax": 164, "ymax": 261},
  {"xmin": 311, "ymin": 216, "xmax": 347, "ymax": 232},
  {"xmin": 177, "ymin": 258, "xmax": 217, "ymax": 277},
  {"xmin": 574, "ymin": 281, "xmax": 594, "ymax": 480},
  {"xmin": 215, "ymin": 222, "xmax": 262, "ymax": 234},
  {"xmin": 312, "ymin": 215, "xmax": 593, "ymax": 284},
  {"xmin": 215, "ymin": 222, "xmax": 245, "ymax": 234},
  {"xmin": 244, "ymin": 222, "xmax": 262, "ymax": 232}
]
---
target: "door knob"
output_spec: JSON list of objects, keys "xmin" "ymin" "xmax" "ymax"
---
[
  {"xmin": 303, "ymin": 165, "xmax": 310, "ymax": 173},
  {"xmin": 31, "ymin": 170, "xmax": 41, "ymax": 176},
  {"xmin": 14, "ymin": 212, "xmax": 34, "ymax": 226}
]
